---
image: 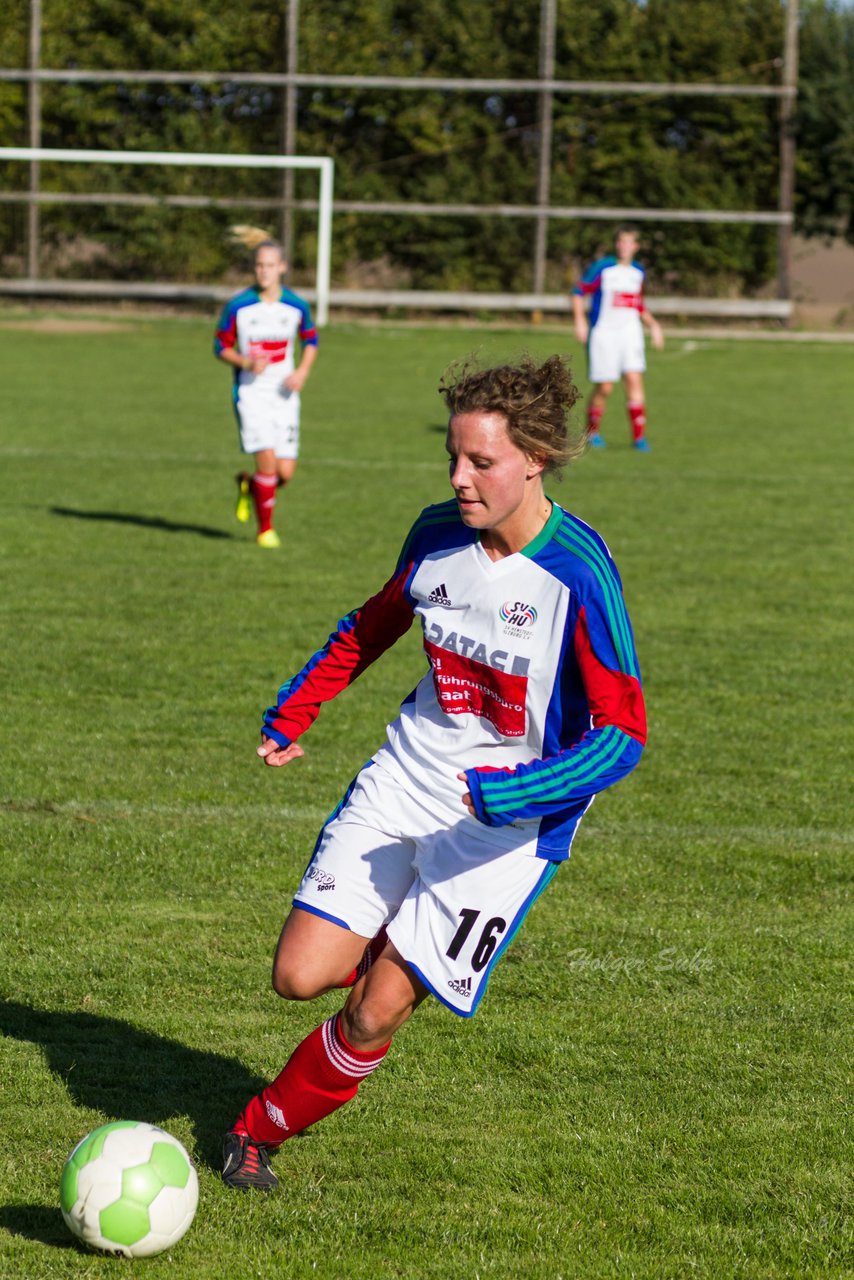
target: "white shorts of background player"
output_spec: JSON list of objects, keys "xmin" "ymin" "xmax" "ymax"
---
[
  {"xmin": 293, "ymin": 750, "xmax": 572, "ymax": 1017},
  {"xmin": 587, "ymin": 322, "xmax": 646, "ymax": 385},
  {"xmin": 236, "ymin": 386, "xmax": 301, "ymax": 458}
]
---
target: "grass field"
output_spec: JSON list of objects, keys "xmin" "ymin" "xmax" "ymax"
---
[{"xmin": 0, "ymin": 312, "xmax": 850, "ymax": 1279}]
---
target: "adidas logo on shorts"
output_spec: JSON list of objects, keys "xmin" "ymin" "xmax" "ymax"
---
[
  {"xmin": 447, "ymin": 976, "xmax": 473, "ymax": 998},
  {"xmin": 428, "ymin": 583, "xmax": 453, "ymax": 606}
]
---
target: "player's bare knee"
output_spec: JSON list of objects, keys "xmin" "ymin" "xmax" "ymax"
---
[
  {"xmin": 271, "ymin": 960, "xmax": 325, "ymax": 1001},
  {"xmin": 340, "ymin": 997, "xmax": 395, "ymax": 1049}
]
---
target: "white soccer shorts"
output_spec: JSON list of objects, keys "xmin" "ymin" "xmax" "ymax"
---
[
  {"xmin": 587, "ymin": 323, "xmax": 646, "ymax": 384},
  {"xmin": 292, "ymin": 752, "xmax": 562, "ymax": 1017},
  {"xmin": 236, "ymin": 387, "xmax": 301, "ymax": 459}
]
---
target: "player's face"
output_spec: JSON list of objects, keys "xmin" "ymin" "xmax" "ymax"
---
[
  {"xmin": 446, "ymin": 411, "xmax": 543, "ymax": 538},
  {"xmin": 255, "ymin": 247, "xmax": 286, "ymax": 292},
  {"xmin": 616, "ymin": 231, "xmax": 639, "ymax": 262}
]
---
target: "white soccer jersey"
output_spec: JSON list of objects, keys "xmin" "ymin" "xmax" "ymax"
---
[
  {"xmin": 574, "ymin": 256, "xmax": 646, "ymax": 332},
  {"xmin": 263, "ymin": 500, "xmax": 646, "ymax": 862},
  {"xmin": 214, "ymin": 287, "xmax": 318, "ymax": 397}
]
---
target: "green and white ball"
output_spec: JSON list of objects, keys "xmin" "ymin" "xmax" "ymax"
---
[{"xmin": 60, "ymin": 1121, "xmax": 198, "ymax": 1258}]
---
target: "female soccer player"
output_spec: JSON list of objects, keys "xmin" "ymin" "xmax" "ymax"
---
[
  {"xmin": 214, "ymin": 232, "xmax": 318, "ymax": 548},
  {"xmin": 572, "ymin": 227, "xmax": 664, "ymax": 451},
  {"xmin": 222, "ymin": 354, "xmax": 647, "ymax": 1190}
]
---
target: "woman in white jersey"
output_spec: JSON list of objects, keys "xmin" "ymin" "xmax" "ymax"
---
[
  {"xmin": 214, "ymin": 233, "xmax": 319, "ymax": 549},
  {"xmin": 572, "ymin": 227, "xmax": 663, "ymax": 451},
  {"xmin": 222, "ymin": 355, "xmax": 647, "ymax": 1191}
]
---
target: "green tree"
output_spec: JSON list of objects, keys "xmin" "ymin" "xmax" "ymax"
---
[
  {"xmin": 795, "ymin": 0, "xmax": 854, "ymax": 242},
  {"xmin": 1, "ymin": 0, "xmax": 847, "ymax": 292}
]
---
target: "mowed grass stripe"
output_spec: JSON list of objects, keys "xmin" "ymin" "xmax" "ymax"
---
[{"xmin": 2, "ymin": 799, "xmax": 850, "ymax": 846}]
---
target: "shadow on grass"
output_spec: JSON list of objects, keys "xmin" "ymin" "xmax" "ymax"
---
[
  {"xmin": 0, "ymin": 1001, "xmax": 265, "ymax": 1173},
  {"xmin": 50, "ymin": 506, "xmax": 235, "ymax": 540},
  {"xmin": 0, "ymin": 1203, "xmax": 74, "ymax": 1250}
]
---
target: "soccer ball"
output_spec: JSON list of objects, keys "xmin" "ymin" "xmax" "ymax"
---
[{"xmin": 60, "ymin": 1121, "xmax": 198, "ymax": 1258}]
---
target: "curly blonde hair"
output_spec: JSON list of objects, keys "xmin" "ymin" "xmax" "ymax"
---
[
  {"xmin": 439, "ymin": 354, "xmax": 583, "ymax": 476},
  {"xmin": 229, "ymin": 225, "xmax": 284, "ymax": 257}
]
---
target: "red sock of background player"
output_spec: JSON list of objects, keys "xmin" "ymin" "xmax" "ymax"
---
[
  {"xmin": 627, "ymin": 400, "xmax": 646, "ymax": 443},
  {"xmin": 586, "ymin": 402, "xmax": 604, "ymax": 437},
  {"xmin": 252, "ymin": 472, "xmax": 278, "ymax": 534},
  {"xmin": 232, "ymin": 1012, "xmax": 390, "ymax": 1146},
  {"xmin": 334, "ymin": 925, "xmax": 389, "ymax": 989}
]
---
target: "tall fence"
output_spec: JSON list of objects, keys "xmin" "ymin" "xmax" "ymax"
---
[{"xmin": 0, "ymin": 0, "xmax": 800, "ymax": 320}]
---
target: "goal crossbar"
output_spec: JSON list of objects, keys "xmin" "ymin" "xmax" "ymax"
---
[{"xmin": 0, "ymin": 147, "xmax": 335, "ymax": 324}]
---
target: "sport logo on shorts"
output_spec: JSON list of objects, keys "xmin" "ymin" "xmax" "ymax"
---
[
  {"xmin": 448, "ymin": 976, "xmax": 473, "ymax": 998},
  {"xmin": 307, "ymin": 867, "xmax": 336, "ymax": 892}
]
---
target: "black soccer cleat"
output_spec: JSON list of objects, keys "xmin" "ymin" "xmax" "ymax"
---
[{"xmin": 221, "ymin": 1131, "xmax": 279, "ymax": 1191}]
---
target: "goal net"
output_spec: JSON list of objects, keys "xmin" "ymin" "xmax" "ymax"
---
[{"xmin": 0, "ymin": 147, "xmax": 334, "ymax": 325}]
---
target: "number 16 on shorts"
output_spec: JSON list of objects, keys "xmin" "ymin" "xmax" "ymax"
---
[{"xmin": 447, "ymin": 909, "xmax": 508, "ymax": 979}]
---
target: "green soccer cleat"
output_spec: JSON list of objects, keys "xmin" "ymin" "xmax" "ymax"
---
[
  {"xmin": 235, "ymin": 472, "xmax": 252, "ymax": 523},
  {"xmin": 256, "ymin": 529, "xmax": 282, "ymax": 549}
]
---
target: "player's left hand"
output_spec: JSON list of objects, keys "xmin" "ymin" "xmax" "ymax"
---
[
  {"xmin": 651, "ymin": 321, "xmax": 665, "ymax": 351},
  {"xmin": 284, "ymin": 369, "xmax": 307, "ymax": 393},
  {"xmin": 258, "ymin": 736, "xmax": 305, "ymax": 767},
  {"xmin": 457, "ymin": 772, "xmax": 476, "ymax": 817}
]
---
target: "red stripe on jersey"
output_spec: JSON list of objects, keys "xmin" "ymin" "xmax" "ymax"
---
[
  {"xmin": 216, "ymin": 321, "xmax": 237, "ymax": 350},
  {"xmin": 300, "ymin": 326, "xmax": 318, "ymax": 344},
  {"xmin": 573, "ymin": 606, "xmax": 647, "ymax": 744},
  {"xmin": 613, "ymin": 292, "xmax": 644, "ymax": 310},
  {"xmin": 250, "ymin": 339, "xmax": 289, "ymax": 363},
  {"xmin": 426, "ymin": 640, "xmax": 527, "ymax": 738}
]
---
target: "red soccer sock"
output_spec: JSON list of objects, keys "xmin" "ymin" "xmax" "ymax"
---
[
  {"xmin": 586, "ymin": 402, "xmax": 604, "ymax": 436},
  {"xmin": 627, "ymin": 400, "xmax": 647, "ymax": 442},
  {"xmin": 252, "ymin": 472, "xmax": 278, "ymax": 534},
  {"xmin": 233, "ymin": 1013, "xmax": 390, "ymax": 1147},
  {"xmin": 335, "ymin": 925, "xmax": 389, "ymax": 989}
]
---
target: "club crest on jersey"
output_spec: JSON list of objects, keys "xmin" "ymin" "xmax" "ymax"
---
[{"xmin": 500, "ymin": 600, "xmax": 538, "ymax": 637}]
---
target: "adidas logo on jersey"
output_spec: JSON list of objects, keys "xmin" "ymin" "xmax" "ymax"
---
[
  {"xmin": 428, "ymin": 584, "xmax": 453, "ymax": 607},
  {"xmin": 447, "ymin": 976, "xmax": 473, "ymax": 998}
]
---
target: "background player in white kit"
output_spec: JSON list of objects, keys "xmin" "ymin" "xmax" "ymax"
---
[
  {"xmin": 215, "ymin": 234, "xmax": 318, "ymax": 548},
  {"xmin": 221, "ymin": 355, "xmax": 647, "ymax": 1191},
  {"xmin": 572, "ymin": 227, "xmax": 663, "ymax": 451}
]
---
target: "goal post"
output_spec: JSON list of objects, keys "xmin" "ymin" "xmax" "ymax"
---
[{"xmin": 0, "ymin": 147, "xmax": 335, "ymax": 325}]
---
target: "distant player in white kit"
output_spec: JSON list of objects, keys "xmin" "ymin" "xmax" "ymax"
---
[
  {"xmin": 214, "ymin": 234, "xmax": 318, "ymax": 548},
  {"xmin": 221, "ymin": 354, "xmax": 647, "ymax": 1191},
  {"xmin": 572, "ymin": 227, "xmax": 663, "ymax": 451}
]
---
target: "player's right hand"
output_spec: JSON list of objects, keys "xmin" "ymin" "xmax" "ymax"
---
[{"xmin": 257, "ymin": 736, "xmax": 305, "ymax": 767}]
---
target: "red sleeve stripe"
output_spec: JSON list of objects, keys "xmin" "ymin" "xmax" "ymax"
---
[{"xmin": 573, "ymin": 606, "xmax": 647, "ymax": 744}]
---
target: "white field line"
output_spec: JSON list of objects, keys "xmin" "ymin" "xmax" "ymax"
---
[
  {"xmin": 2, "ymin": 797, "xmax": 851, "ymax": 846},
  {"xmin": 0, "ymin": 447, "xmax": 443, "ymax": 470}
]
